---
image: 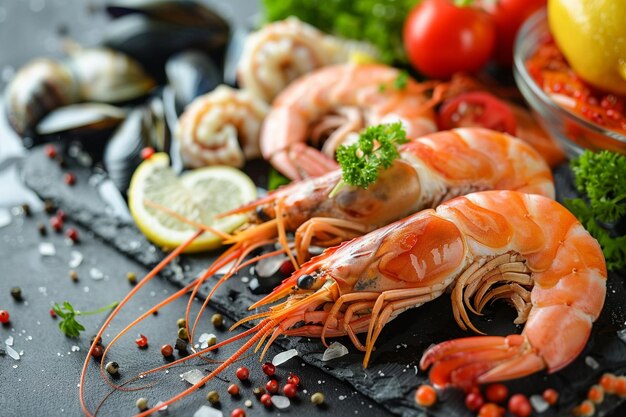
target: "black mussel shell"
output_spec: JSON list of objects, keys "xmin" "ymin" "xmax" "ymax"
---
[
  {"xmin": 103, "ymin": 15, "xmax": 228, "ymax": 82},
  {"xmin": 165, "ymin": 50, "xmax": 221, "ymax": 112}
]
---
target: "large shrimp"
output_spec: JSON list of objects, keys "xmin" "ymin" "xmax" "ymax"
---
[
  {"xmin": 260, "ymin": 63, "xmax": 438, "ymax": 180},
  {"xmin": 237, "ymin": 17, "xmax": 379, "ymax": 103},
  {"xmin": 82, "ymin": 190, "xmax": 604, "ymax": 416},
  {"xmin": 177, "ymin": 85, "xmax": 269, "ymax": 168}
]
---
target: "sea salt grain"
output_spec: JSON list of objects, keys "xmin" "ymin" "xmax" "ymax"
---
[
  {"xmin": 585, "ymin": 356, "xmax": 600, "ymax": 370},
  {"xmin": 181, "ymin": 369, "xmax": 205, "ymax": 385},
  {"xmin": 69, "ymin": 251, "xmax": 83, "ymax": 268},
  {"xmin": 0, "ymin": 209, "xmax": 11, "ymax": 228},
  {"xmin": 155, "ymin": 401, "xmax": 168, "ymax": 412},
  {"xmin": 39, "ymin": 242, "xmax": 56, "ymax": 256},
  {"xmin": 90, "ymin": 268, "xmax": 104, "ymax": 280},
  {"xmin": 5, "ymin": 336, "xmax": 13, "ymax": 346},
  {"xmin": 322, "ymin": 342, "xmax": 349, "ymax": 361},
  {"xmin": 6, "ymin": 345, "xmax": 20, "ymax": 360},
  {"xmin": 271, "ymin": 395, "xmax": 290, "ymax": 409},
  {"xmin": 272, "ymin": 349, "xmax": 298, "ymax": 366},
  {"xmin": 193, "ymin": 405, "xmax": 223, "ymax": 417},
  {"xmin": 530, "ymin": 395, "xmax": 549, "ymax": 413}
]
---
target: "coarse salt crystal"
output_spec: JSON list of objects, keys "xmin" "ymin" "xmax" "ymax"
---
[
  {"xmin": 155, "ymin": 401, "xmax": 168, "ymax": 412},
  {"xmin": 181, "ymin": 369, "xmax": 205, "ymax": 385},
  {"xmin": 69, "ymin": 251, "xmax": 83, "ymax": 268},
  {"xmin": 271, "ymin": 395, "xmax": 290, "ymax": 409},
  {"xmin": 39, "ymin": 242, "xmax": 56, "ymax": 256},
  {"xmin": 192, "ymin": 405, "xmax": 223, "ymax": 417},
  {"xmin": 322, "ymin": 342, "xmax": 349, "ymax": 361},
  {"xmin": 5, "ymin": 336, "xmax": 13, "ymax": 346},
  {"xmin": 529, "ymin": 395, "xmax": 549, "ymax": 413},
  {"xmin": 71, "ymin": 345, "xmax": 80, "ymax": 352},
  {"xmin": 0, "ymin": 209, "xmax": 11, "ymax": 228},
  {"xmin": 6, "ymin": 345, "xmax": 20, "ymax": 360},
  {"xmin": 90, "ymin": 268, "xmax": 104, "ymax": 280},
  {"xmin": 585, "ymin": 356, "xmax": 600, "ymax": 370},
  {"xmin": 272, "ymin": 349, "xmax": 298, "ymax": 366}
]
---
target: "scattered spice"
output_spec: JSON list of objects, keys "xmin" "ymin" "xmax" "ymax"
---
[
  {"xmin": 542, "ymin": 388, "xmax": 559, "ymax": 405},
  {"xmin": 311, "ymin": 392, "xmax": 325, "ymax": 406},
  {"xmin": 135, "ymin": 334, "xmax": 148, "ymax": 348},
  {"xmin": 260, "ymin": 394, "xmax": 272, "ymax": 407},
  {"xmin": 126, "ymin": 272, "xmax": 137, "ymax": 285},
  {"xmin": 43, "ymin": 199, "xmax": 56, "ymax": 214},
  {"xmin": 287, "ymin": 373, "xmax": 300, "ymax": 386},
  {"xmin": 141, "ymin": 147, "xmax": 155, "ymax": 160},
  {"xmin": 206, "ymin": 390, "xmax": 220, "ymax": 405},
  {"xmin": 236, "ymin": 367, "xmax": 250, "ymax": 381},
  {"xmin": 45, "ymin": 144, "xmax": 57, "ymax": 159},
  {"xmin": 415, "ymin": 384, "xmax": 437, "ymax": 408},
  {"xmin": 177, "ymin": 318, "xmax": 187, "ymax": 329},
  {"xmin": 262, "ymin": 362, "xmax": 276, "ymax": 377},
  {"xmin": 282, "ymin": 383, "xmax": 298, "ymax": 398},
  {"xmin": 136, "ymin": 397, "xmax": 149, "ymax": 411},
  {"xmin": 105, "ymin": 361, "xmax": 119, "ymax": 375},
  {"xmin": 161, "ymin": 344, "xmax": 173, "ymax": 357},
  {"xmin": 485, "ymin": 383, "xmax": 508, "ymax": 404},
  {"xmin": 0, "ymin": 310, "xmax": 10, "ymax": 324},
  {"xmin": 64, "ymin": 172, "xmax": 76, "ymax": 186},
  {"xmin": 91, "ymin": 345, "xmax": 104, "ymax": 359},
  {"xmin": 70, "ymin": 270, "xmax": 79, "ymax": 282},
  {"xmin": 178, "ymin": 327, "xmax": 189, "ymax": 341},
  {"xmin": 466, "ymin": 391, "xmax": 485, "ymax": 411},
  {"xmin": 253, "ymin": 387, "xmax": 266, "ymax": 398},
  {"xmin": 50, "ymin": 216, "xmax": 63, "ymax": 232},
  {"xmin": 508, "ymin": 394, "xmax": 532, "ymax": 417},
  {"xmin": 230, "ymin": 408, "xmax": 245, "ymax": 417},
  {"xmin": 266, "ymin": 379, "xmax": 279, "ymax": 394},
  {"xmin": 211, "ymin": 314, "xmax": 223, "ymax": 328},
  {"xmin": 20, "ymin": 203, "xmax": 31, "ymax": 216},
  {"xmin": 228, "ymin": 384, "xmax": 240, "ymax": 396},
  {"xmin": 10, "ymin": 287, "xmax": 22, "ymax": 301},
  {"xmin": 37, "ymin": 223, "xmax": 47, "ymax": 236}
]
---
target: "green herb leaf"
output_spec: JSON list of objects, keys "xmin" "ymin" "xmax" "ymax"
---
[
  {"xmin": 267, "ymin": 168, "xmax": 291, "ymax": 191},
  {"xmin": 53, "ymin": 301, "xmax": 118, "ymax": 338},
  {"xmin": 393, "ymin": 70, "xmax": 409, "ymax": 90},
  {"xmin": 565, "ymin": 150, "xmax": 626, "ymax": 271},
  {"xmin": 336, "ymin": 122, "xmax": 408, "ymax": 189}
]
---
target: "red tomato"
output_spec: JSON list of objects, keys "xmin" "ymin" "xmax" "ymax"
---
[
  {"xmin": 480, "ymin": 0, "xmax": 546, "ymax": 66},
  {"xmin": 403, "ymin": 0, "xmax": 495, "ymax": 79},
  {"xmin": 437, "ymin": 92, "xmax": 517, "ymax": 134}
]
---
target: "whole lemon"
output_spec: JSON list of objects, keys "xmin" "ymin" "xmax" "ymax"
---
[{"xmin": 548, "ymin": 0, "xmax": 626, "ymax": 94}]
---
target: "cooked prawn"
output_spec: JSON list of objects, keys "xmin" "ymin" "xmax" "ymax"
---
[
  {"xmin": 177, "ymin": 85, "xmax": 269, "ymax": 168},
  {"xmin": 260, "ymin": 63, "xmax": 438, "ymax": 180},
  {"xmin": 81, "ymin": 190, "xmax": 605, "ymax": 416},
  {"xmin": 237, "ymin": 17, "xmax": 379, "ymax": 102}
]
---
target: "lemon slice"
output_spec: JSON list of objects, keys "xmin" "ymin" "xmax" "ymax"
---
[{"xmin": 128, "ymin": 153, "xmax": 256, "ymax": 252}]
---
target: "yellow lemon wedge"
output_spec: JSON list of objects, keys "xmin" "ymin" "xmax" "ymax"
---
[
  {"xmin": 548, "ymin": 0, "xmax": 626, "ymax": 94},
  {"xmin": 128, "ymin": 153, "xmax": 257, "ymax": 252}
]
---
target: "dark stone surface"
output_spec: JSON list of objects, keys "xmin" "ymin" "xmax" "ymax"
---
[{"xmin": 17, "ymin": 149, "xmax": 626, "ymax": 417}]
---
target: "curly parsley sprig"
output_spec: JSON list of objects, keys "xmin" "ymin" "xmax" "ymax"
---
[
  {"xmin": 564, "ymin": 150, "xmax": 626, "ymax": 271},
  {"xmin": 53, "ymin": 301, "xmax": 119, "ymax": 338},
  {"xmin": 330, "ymin": 123, "xmax": 408, "ymax": 197}
]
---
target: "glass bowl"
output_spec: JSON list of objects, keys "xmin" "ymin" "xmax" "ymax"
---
[{"xmin": 513, "ymin": 9, "xmax": 626, "ymax": 158}]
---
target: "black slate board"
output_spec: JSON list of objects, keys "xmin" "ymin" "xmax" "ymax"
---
[{"xmin": 21, "ymin": 148, "xmax": 626, "ymax": 417}]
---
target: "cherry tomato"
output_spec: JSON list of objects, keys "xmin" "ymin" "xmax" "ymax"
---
[
  {"xmin": 508, "ymin": 394, "xmax": 532, "ymax": 417},
  {"xmin": 465, "ymin": 391, "xmax": 485, "ymax": 411},
  {"xmin": 480, "ymin": 0, "xmax": 546, "ymax": 66},
  {"xmin": 415, "ymin": 385, "xmax": 437, "ymax": 407},
  {"xmin": 403, "ymin": 0, "xmax": 495, "ymax": 79},
  {"xmin": 485, "ymin": 383, "xmax": 508, "ymax": 404},
  {"xmin": 478, "ymin": 403, "xmax": 504, "ymax": 417},
  {"xmin": 437, "ymin": 92, "xmax": 517, "ymax": 134}
]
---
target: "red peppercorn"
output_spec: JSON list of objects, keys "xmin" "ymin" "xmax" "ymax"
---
[
  {"xmin": 279, "ymin": 259, "xmax": 295, "ymax": 275},
  {"xmin": 161, "ymin": 344, "xmax": 173, "ymax": 357},
  {"xmin": 227, "ymin": 384, "xmax": 240, "ymax": 396},
  {"xmin": 508, "ymin": 394, "xmax": 532, "ymax": 417},
  {"xmin": 91, "ymin": 345, "xmax": 104, "ymax": 359},
  {"xmin": 465, "ymin": 391, "xmax": 485, "ymax": 411},
  {"xmin": 236, "ymin": 366, "xmax": 249, "ymax": 381},
  {"xmin": 600, "ymin": 374, "xmax": 616, "ymax": 394},
  {"xmin": 262, "ymin": 362, "xmax": 276, "ymax": 376},
  {"xmin": 49, "ymin": 309, "xmax": 57, "ymax": 318},
  {"xmin": 66, "ymin": 227, "xmax": 79, "ymax": 242},
  {"xmin": 135, "ymin": 334, "xmax": 148, "ymax": 348},
  {"xmin": 231, "ymin": 408, "xmax": 245, "ymax": 417},
  {"xmin": 50, "ymin": 216, "xmax": 63, "ymax": 232},
  {"xmin": 542, "ymin": 388, "xmax": 559, "ymax": 405},
  {"xmin": 415, "ymin": 384, "xmax": 437, "ymax": 408},
  {"xmin": 64, "ymin": 172, "xmax": 76, "ymax": 186},
  {"xmin": 141, "ymin": 147, "xmax": 155, "ymax": 160},
  {"xmin": 485, "ymin": 383, "xmax": 508, "ymax": 404},
  {"xmin": 56, "ymin": 209, "xmax": 66, "ymax": 221},
  {"xmin": 45, "ymin": 145, "xmax": 57, "ymax": 159},
  {"xmin": 260, "ymin": 393, "xmax": 272, "ymax": 407},
  {"xmin": 0, "ymin": 310, "xmax": 10, "ymax": 324},
  {"xmin": 283, "ymin": 383, "xmax": 298, "ymax": 398},
  {"xmin": 287, "ymin": 373, "xmax": 300, "ymax": 386},
  {"xmin": 265, "ymin": 379, "xmax": 279, "ymax": 394},
  {"xmin": 478, "ymin": 403, "xmax": 504, "ymax": 417}
]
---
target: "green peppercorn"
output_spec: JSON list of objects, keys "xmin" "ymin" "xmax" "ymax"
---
[
  {"xmin": 177, "ymin": 327, "xmax": 189, "ymax": 341},
  {"xmin": 70, "ymin": 270, "xmax": 79, "ymax": 282},
  {"xmin": 211, "ymin": 313, "xmax": 223, "ymax": 328},
  {"xmin": 311, "ymin": 392, "xmax": 325, "ymax": 405},
  {"xmin": 206, "ymin": 390, "xmax": 220, "ymax": 404},
  {"xmin": 177, "ymin": 318, "xmax": 186, "ymax": 328},
  {"xmin": 253, "ymin": 387, "xmax": 266, "ymax": 398},
  {"xmin": 127, "ymin": 272, "xmax": 137, "ymax": 285},
  {"xmin": 105, "ymin": 361, "xmax": 119, "ymax": 375},
  {"xmin": 43, "ymin": 200, "xmax": 56, "ymax": 214},
  {"xmin": 10, "ymin": 287, "xmax": 22, "ymax": 301},
  {"xmin": 205, "ymin": 334, "xmax": 217, "ymax": 347},
  {"xmin": 136, "ymin": 397, "xmax": 148, "ymax": 411}
]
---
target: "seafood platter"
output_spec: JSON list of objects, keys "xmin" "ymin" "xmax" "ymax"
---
[{"xmin": 3, "ymin": 0, "xmax": 626, "ymax": 416}]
